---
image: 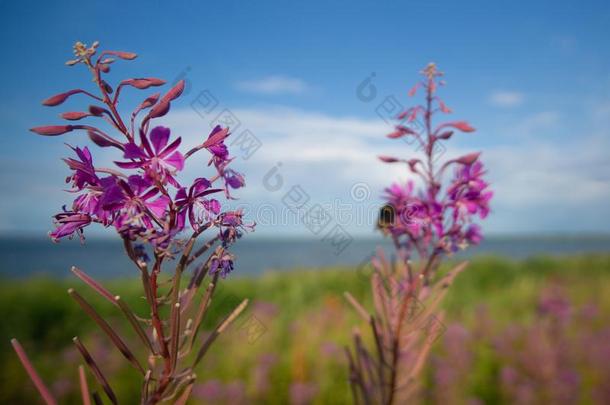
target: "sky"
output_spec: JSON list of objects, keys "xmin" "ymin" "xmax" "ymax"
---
[{"xmin": 0, "ymin": 0, "xmax": 609, "ymax": 238}]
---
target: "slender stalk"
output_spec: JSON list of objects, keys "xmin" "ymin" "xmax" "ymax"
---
[
  {"xmin": 183, "ymin": 279, "xmax": 217, "ymax": 354},
  {"xmin": 344, "ymin": 292, "xmax": 371, "ymax": 321},
  {"xmin": 115, "ymin": 295, "xmax": 156, "ymax": 354},
  {"xmin": 370, "ymin": 318, "xmax": 387, "ymax": 400},
  {"xmin": 73, "ymin": 337, "xmax": 118, "ymax": 405},
  {"xmin": 87, "ymin": 58, "xmax": 130, "ymax": 137},
  {"xmin": 10, "ymin": 339, "xmax": 57, "ymax": 405},
  {"xmin": 169, "ymin": 302, "xmax": 181, "ymax": 373},
  {"xmin": 169, "ymin": 234, "xmax": 198, "ymax": 309},
  {"xmin": 71, "ymin": 267, "xmax": 117, "ymax": 306},
  {"xmin": 68, "ymin": 288, "xmax": 145, "ymax": 374},
  {"xmin": 193, "ymin": 299, "xmax": 248, "ymax": 367},
  {"xmin": 149, "ymin": 256, "xmax": 169, "ymax": 360},
  {"xmin": 174, "ymin": 374, "xmax": 196, "ymax": 405},
  {"xmin": 78, "ymin": 365, "xmax": 92, "ymax": 405},
  {"xmin": 141, "ymin": 370, "xmax": 152, "ymax": 403},
  {"xmin": 187, "ymin": 234, "xmax": 221, "ymax": 266},
  {"xmin": 91, "ymin": 392, "xmax": 103, "ymax": 405}
]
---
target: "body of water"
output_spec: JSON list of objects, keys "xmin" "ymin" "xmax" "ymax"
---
[{"xmin": 1, "ymin": 235, "xmax": 609, "ymax": 278}]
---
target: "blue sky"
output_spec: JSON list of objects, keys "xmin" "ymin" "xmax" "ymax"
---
[{"xmin": 0, "ymin": 0, "xmax": 609, "ymax": 237}]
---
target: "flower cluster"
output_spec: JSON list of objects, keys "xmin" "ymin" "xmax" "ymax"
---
[
  {"xmin": 345, "ymin": 64, "xmax": 493, "ymax": 404},
  {"xmin": 32, "ymin": 42, "xmax": 254, "ymax": 278},
  {"xmin": 17, "ymin": 41, "xmax": 257, "ymax": 405},
  {"xmin": 379, "ymin": 63, "xmax": 492, "ymax": 267},
  {"xmin": 430, "ymin": 284, "xmax": 610, "ymax": 404}
]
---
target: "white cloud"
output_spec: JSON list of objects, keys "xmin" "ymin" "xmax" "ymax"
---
[
  {"xmin": 158, "ymin": 105, "xmax": 610, "ymax": 234},
  {"xmin": 489, "ymin": 90, "xmax": 525, "ymax": 108},
  {"xmin": 9, "ymin": 104, "xmax": 609, "ymax": 236},
  {"xmin": 512, "ymin": 111, "xmax": 560, "ymax": 137},
  {"xmin": 486, "ymin": 137, "xmax": 610, "ymax": 206},
  {"xmin": 160, "ymin": 106, "xmax": 408, "ymax": 196},
  {"xmin": 235, "ymin": 76, "xmax": 309, "ymax": 95}
]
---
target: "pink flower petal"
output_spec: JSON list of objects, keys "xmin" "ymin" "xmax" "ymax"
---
[
  {"xmin": 159, "ymin": 137, "xmax": 182, "ymax": 158},
  {"xmin": 146, "ymin": 196, "xmax": 170, "ymax": 217},
  {"xmin": 150, "ymin": 126, "xmax": 170, "ymax": 154},
  {"xmin": 114, "ymin": 161, "xmax": 142, "ymax": 169},
  {"xmin": 124, "ymin": 143, "xmax": 147, "ymax": 159},
  {"xmin": 165, "ymin": 151, "xmax": 184, "ymax": 171}
]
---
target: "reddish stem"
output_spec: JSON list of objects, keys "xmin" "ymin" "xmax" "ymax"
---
[
  {"xmin": 11, "ymin": 339, "xmax": 57, "ymax": 405},
  {"xmin": 85, "ymin": 57, "xmax": 131, "ymax": 139}
]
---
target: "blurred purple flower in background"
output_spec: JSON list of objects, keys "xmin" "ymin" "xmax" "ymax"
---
[{"xmin": 345, "ymin": 63, "xmax": 493, "ymax": 404}]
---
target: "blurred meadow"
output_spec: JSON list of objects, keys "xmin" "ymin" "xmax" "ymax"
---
[{"xmin": 3, "ymin": 253, "xmax": 610, "ymax": 404}]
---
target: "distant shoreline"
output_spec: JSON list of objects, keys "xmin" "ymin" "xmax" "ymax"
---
[{"xmin": 2, "ymin": 235, "xmax": 610, "ymax": 279}]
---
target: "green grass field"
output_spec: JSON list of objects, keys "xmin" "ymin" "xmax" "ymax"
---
[{"xmin": 2, "ymin": 254, "xmax": 610, "ymax": 404}]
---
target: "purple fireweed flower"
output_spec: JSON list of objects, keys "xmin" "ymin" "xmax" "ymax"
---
[
  {"xmin": 347, "ymin": 63, "xmax": 493, "ymax": 405},
  {"xmin": 59, "ymin": 146, "xmax": 118, "ymax": 226},
  {"xmin": 377, "ymin": 64, "xmax": 492, "ymax": 260},
  {"xmin": 217, "ymin": 210, "xmax": 255, "ymax": 246},
  {"xmin": 49, "ymin": 211, "xmax": 93, "ymax": 242},
  {"xmin": 537, "ymin": 285, "xmax": 572, "ymax": 322},
  {"xmin": 69, "ymin": 176, "xmax": 118, "ymax": 224},
  {"xmin": 71, "ymin": 189, "xmax": 109, "ymax": 223},
  {"xmin": 209, "ymin": 251, "xmax": 235, "ymax": 279},
  {"xmin": 23, "ymin": 42, "xmax": 258, "ymax": 405},
  {"xmin": 382, "ymin": 182, "xmax": 432, "ymax": 236},
  {"xmin": 133, "ymin": 243, "xmax": 150, "ymax": 263},
  {"xmin": 32, "ymin": 37, "xmax": 255, "ymax": 294},
  {"xmin": 401, "ymin": 200, "xmax": 429, "ymax": 231},
  {"xmin": 395, "ymin": 201, "xmax": 428, "ymax": 235},
  {"xmin": 146, "ymin": 226, "xmax": 183, "ymax": 250},
  {"xmin": 63, "ymin": 145, "xmax": 98, "ymax": 190},
  {"xmin": 101, "ymin": 175, "xmax": 170, "ymax": 237},
  {"xmin": 384, "ymin": 181, "xmax": 414, "ymax": 207},
  {"xmin": 448, "ymin": 161, "xmax": 493, "ymax": 221},
  {"xmin": 117, "ymin": 126, "xmax": 184, "ymax": 187},
  {"xmin": 464, "ymin": 224, "xmax": 483, "ymax": 245},
  {"xmin": 224, "ymin": 169, "xmax": 246, "ymax": 189},
  {"xmin": 205, "ymin": 125, "xmax": 230, "ymax": 163},
  {"xmin": 175, "ymin": 177, "xmax": 222, "ymax": 231},
  {"xmin": 289, "ymin": 382, "xmax": 318, "ymax": 405},
  {"xmin": 380, "ymin": 160, "xmax": 492, "ymax": 254},
  {"xmin": 200, "ymin": 125, "xmax": 247, "ymax": 197}
]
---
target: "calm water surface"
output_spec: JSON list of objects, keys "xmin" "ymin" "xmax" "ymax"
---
[{"xmin": 1, "ymin": 235, "xmax": 609, "ymax": 278}]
